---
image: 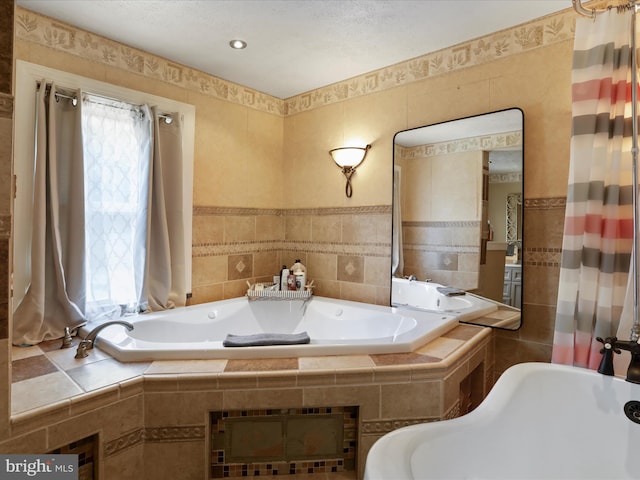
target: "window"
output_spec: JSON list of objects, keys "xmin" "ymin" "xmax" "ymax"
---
[
  {"xmin": 13, "ymin": 61, "xmax": 195, "ymax": 317},
  {"xmin": 82, "ymin": 97, "xmax": 151, "ymax": 318}
]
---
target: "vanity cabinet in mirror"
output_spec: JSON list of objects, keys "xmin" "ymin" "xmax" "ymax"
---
[{"xmin": 392, "ymin": 108, "xmax": 523, "ymax": 330}]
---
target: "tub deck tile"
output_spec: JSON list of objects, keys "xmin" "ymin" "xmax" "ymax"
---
[
  {"xmin": 145, "ymin": 359, "xmax": 227, "ymax": 375},
  {"xmin": 225, "ymin": 358, "xmax": 298, "ymax": 372},
  {"xmin": 65, "ymin": 358, "xmax": 150, "ymax": 392},
  {"xmin": 298, "ymin": 355, "xmax": 374, "ymax": 371},
  {"xmin": 370, "ymin": 352, "xmax": 440, "ymax": 367},
  {"xmin": 12, "ymin": 355, "xmax": 59, "ymax": 382},
  {"xmin": 416, "ymin": 337, "xmax": 466, "ymax": 359},
  {"xmin": 443, "ymin": 324, "xmax": 483, "ymax": 341}
]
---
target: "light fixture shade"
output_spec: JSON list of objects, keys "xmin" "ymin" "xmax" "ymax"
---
[
  {"xmin": 329, "ymin": 144, "xmax": 371, "ymax": 197},
  {"xmin": 330, "ymin": 145, "xmax": 371, "ymax": 168}
]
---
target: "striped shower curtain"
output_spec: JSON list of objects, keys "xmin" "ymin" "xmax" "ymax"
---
[{"xmin": 552, "ymin": 9, "xmax": 636, "ymax": 370}]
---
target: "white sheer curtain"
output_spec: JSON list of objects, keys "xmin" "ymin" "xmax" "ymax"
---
[{"xmin": 82, "ymin": 95, "xmax": 152, "ymax": 321}]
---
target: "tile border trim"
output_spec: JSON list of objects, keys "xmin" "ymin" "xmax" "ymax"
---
[{"xmin": 193, "ymin": 205, "xmax": 392, "ymax": 216}]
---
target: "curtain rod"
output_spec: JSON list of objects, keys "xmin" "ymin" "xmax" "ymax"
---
[
  {"xmin": 37, "ymin": 82, "xmax": 174, "ymax": 124},
  {"xmin": 572, "ymin": 0, "xmax": 637, "ymax": 17}
]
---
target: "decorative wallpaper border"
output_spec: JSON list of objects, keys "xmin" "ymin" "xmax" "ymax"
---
[
  {"xmin": 397, "ymin": 131, "xmax": 522, "ymax": 160},
  {"xmin": 490, "ymin": 172, "xmax": 522, "ymax": 183},
  {"xmin": 14, "ymin": 7, "xmax": 285, "ymax": 115},
  {"xmin": 16, "ymin": 6, "xmax": 576, "ymax": 115},
  {"xmin": 285, "ymin": 10, "xmax": 575, "ymax": 115}
]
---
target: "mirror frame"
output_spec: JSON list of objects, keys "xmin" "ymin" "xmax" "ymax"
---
[{"xmin": 391, "ymin": 108, "xmax": 523, "ymax": 330}]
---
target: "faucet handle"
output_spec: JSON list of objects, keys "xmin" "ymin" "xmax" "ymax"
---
[
  {"xmin": 74, "ymin": 339, "xmax": 94, "ymax": 359},
  {"xmin": 596, "ymin": 336, "xmax": 619, "ymax": 376},
  {"xmin": 60, "ymin": 324, "xmax": 87, "ymax": 349},
  {"xmin": 60, "ymin": 327, "xmax": 73, "ymax": 349}
]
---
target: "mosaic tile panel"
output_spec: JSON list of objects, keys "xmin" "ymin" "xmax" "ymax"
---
[
  {"xmin": 210, "ymin": 406, "xmax": 357, "ymax": 478},
  {"xmin": 49, "ymin": 434, "xmax": 97, "ymax": 480}
]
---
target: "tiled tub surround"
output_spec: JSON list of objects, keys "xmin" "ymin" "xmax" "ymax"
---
[
  {"xmin": 6, "ymin": 324, "xmax": 492, "ymax": 479},
  {"xmin": 191, "ymin": 206, "xmax": 392, "ymax": 307}
]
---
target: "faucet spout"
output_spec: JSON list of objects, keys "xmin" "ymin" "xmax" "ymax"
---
[{"xmin": 75, "ymin": 320, "xmax": 134, "ymax": 359}]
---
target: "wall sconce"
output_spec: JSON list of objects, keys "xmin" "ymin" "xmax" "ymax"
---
[{"xmin": 329, "ymin": 144, "xmax": 371, "ymax": 197}]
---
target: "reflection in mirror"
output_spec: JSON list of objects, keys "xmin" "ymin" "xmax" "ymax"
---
[{"xmin": 392, "ymin": 109, "xmax": 523, "ymax": 330}]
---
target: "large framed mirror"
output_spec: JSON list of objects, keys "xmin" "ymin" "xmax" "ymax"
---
[{"xmin": 391, "ymin": 108, "xmax": 523, "ymax": 330}]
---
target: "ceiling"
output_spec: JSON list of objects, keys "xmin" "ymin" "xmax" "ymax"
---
[{"xmin": 16, "ymin": 0, "xmax": 570, "ymax": 99}]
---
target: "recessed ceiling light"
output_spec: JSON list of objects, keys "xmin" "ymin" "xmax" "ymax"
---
[{"xmin": 229, "ymin": 39, "xmax": 247, "ymax": 50}]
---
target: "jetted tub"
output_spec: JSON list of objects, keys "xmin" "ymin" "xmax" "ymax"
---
[
  {"xmin": 391, "ymin": 277, "xmax": 498, "ymax": 322},
  {"xmin": 87, "ymin": 296, "xmax": 459, "ymax": 361},
  {"xmin": 364, "ymin": 362, "xmax": 640, "ymax": 479}
]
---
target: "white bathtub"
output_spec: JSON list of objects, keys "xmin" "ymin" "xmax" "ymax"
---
[
  {"xmin": 391, "ymin": 277, "xmax": 498, "ymax": 322},
  {"xmin": 89, "ymin": 296, "xmax": 459, "ymax": 361},
  {"xmin": 364, "ymin": 362, "xmax": 640, "ymax": 479}
]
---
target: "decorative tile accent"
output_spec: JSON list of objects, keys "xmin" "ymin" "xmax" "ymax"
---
[
  {"xmin": 227, "ymin": 254, "xmax": 253, "ymax": 281},
  {"xmin": 282, "ymin": 205, "xmax": 392, "ymax": 216},
  {"xmin": 337, "ymin": 256, "xmax": 364, "ymax": 283},
  {"xmin": 524, "ymin": 247, "xmax": 562, "ymax": 267},
  {"xmin": 361, "ymin": 418, "xmax": 433, "ymax": 435},
  {"xmin": 144, "ymin": 425, "xmax": 206, "ymax": 443},
  {"xmin": 524, "ymin": 197, "xmax": 566, "ymax": 209},
  {"xmin": 194, "ymin": 206, "xmax": 282, "ymax": 216},
  {"xmin": 104, "ymin": 429, "xmax": 144, "ymax": 458},
  {"xmin": 403, "ymin": 220, "xmax": 480, "ymax": 228},
  {"xmin": 104, "ymin": 426, "xmax": 206, "ymax": 458}
]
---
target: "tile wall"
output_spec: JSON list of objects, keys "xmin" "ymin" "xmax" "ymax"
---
[{"xmin": 192, "ymin": 206, "xmax": 392, "ymax": 306}]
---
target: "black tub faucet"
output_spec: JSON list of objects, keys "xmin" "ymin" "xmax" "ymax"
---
[{"xmin": 597, "ymin": 336, "xmax": 640, "ymax": 384}]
